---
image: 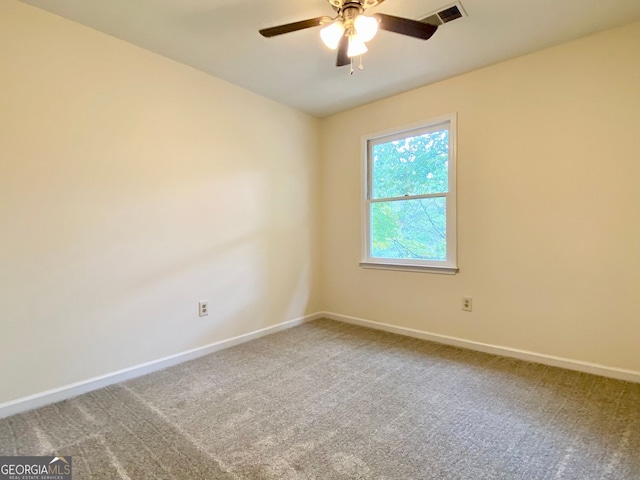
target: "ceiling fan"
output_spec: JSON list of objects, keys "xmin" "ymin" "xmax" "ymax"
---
[{"xmin": 259, "ymin": 0, "xmax": 438, "ymax": 69}]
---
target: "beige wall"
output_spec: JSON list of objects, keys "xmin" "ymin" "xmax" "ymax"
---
[
  {"xmin": 320, "ymin": 21, "xmax": 640, "ymax": 372},
  {"xmin": 0, "ymin": 2, "xmax": 320, "ymax": 403}
]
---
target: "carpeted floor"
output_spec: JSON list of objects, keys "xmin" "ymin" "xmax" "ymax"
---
[{"xmin": 1, "ymin": 319, "xmax": 639, "ymax": 479}]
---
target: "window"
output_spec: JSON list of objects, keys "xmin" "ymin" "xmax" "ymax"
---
[{"xmin": 361, "ymin": 113, "xmax": 457, "ymax": 273}]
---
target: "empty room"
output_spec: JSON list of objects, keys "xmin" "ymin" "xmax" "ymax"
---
[{"xmin": 1, "ymin": 0, "xmax": 639, "ymax": 478}]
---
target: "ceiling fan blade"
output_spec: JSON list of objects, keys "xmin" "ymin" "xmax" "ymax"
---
[
  {"xmin": 259, "ymin": 17, "xmax": 327, "ymax": 38},
  {"xmin": 374, "ymin": 13, "xmax": 438, "ymax": 40},
  {"xmin": 336, "ymin": 35, "xmax": 349, "ymax": 67}
]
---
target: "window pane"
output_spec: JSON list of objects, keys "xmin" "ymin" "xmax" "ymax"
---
[
  {"xmin": 371, "ymin": 128, "xmax": 449, "ymax": 199},
  {"xmin": 371, "ymin": 197, "xmax": 446, "ymax": 261}
]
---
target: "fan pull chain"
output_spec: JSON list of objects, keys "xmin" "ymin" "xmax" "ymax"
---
[{"xmin": 349, "ymin": 56, "xmax": 365, "ymax": 76}]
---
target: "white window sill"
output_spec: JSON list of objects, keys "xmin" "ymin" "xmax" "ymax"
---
[{"xmin": 359, "ymin": 262, "xmax": 458, "ymax": 275}]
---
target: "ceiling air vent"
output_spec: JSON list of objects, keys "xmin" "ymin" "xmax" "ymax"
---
[{"xmin": 420, "ymin": 2, "xmax": 466, "ymax": 27}]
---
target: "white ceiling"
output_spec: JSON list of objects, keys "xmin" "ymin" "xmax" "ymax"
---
[{"xmin": 21, "ymin": 0, "xmax": 640, "ymax": 117}]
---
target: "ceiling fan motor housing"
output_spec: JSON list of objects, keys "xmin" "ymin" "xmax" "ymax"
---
[
  {"xmin": 341, "ymin": 2, "xmax": 364, "ymax": 33},
  {"xmin": 329, "ymin": 0, "xmax": 383, "ymax": 9}
]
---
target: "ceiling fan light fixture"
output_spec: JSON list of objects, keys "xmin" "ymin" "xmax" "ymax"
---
[
  {"xmin": 353, "ymin": 14, "xmax": 378, "ymax": 42},
  {"xmin": 320, "ymin": 20, "xmax": 345, "ymax": 50},
  {"xmin": 347, "ymin": 35, "xmax": 368, "ymax": 57}
]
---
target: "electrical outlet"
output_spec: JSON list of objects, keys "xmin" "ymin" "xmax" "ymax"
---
[
  {"xmin": 198, "ymin": 301, "xmax": 209, "ymax": 317},
  {"xmin": 462, "ymin": 296, "xmax": 472, "ymax": 312}
]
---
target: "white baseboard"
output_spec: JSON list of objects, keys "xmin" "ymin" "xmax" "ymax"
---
[
  {"xmin": 3, "ymin": 310, "xmax": 638, "ymax": 419},
  {"xmin": 320, "ymin": 312, "xmax": 640, "ymax": 384},
  {"xmin": 0, "ymin": 313, "xmax": 322, "ymax": 419}
]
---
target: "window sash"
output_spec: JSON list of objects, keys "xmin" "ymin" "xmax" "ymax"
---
[
  {"xmin": 369, "ymin": 197, "xmax": 448, "ymax": 262},
  {"xmin": 368, "ymin": 125, "xmax": 450, "ymax": 200}
]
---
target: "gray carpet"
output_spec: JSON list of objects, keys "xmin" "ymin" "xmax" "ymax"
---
[{"xmin": 1, "ymin": 319, "xmax": 639, "ymax": 479}]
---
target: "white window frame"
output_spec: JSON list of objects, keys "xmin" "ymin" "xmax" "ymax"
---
[{"xmin": 360, "ymin": 113, "xmax": 458, "ymax": 274}]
